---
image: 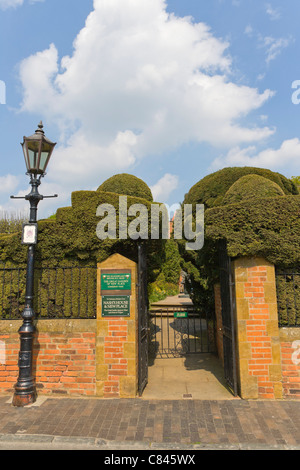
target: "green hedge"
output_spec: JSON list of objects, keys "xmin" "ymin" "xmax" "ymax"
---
[
  {"xmin": 177, "ymin": 237, "xmax": 216, "ymax": 313},
  {"xmin": 147, "ymin": 239, "xmax": 182, "ymax": 304},
  {"xmin": 205, "ymin": 195, "xmax": 300, "ymax": 268},
  {"xmin": 97, "ymin": 173, "xmax": 153, "ymax": 202},
  {"xmin": 184, "ymin": 166, "xmax": 298, "ymax": 208},
  {"xmin": 148, "ymin": 279, "xmax": 179, "ymax": 304},
  {"xmin": 0, "ymin": 190, "xmax": 157, "ymax": 266},
  {"xmin": 0, "ymin": 173, "xmax": 164, "ymax": 318},
  {"xmin": 180, "ymin": 167, "xmax": 300, "ymax": 316},
  {"xmin": 0, "ymin": 266, "xmax": 97, "ymax": 320},
  {"xmin": 276, "ymin": 272, "xmax": 300, "ymax": 327},
  {"xmin": 222, "ymin": 174, "xmax": 284, "ymax": 205}
]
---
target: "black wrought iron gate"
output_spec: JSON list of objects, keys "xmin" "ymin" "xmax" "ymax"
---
[
  {"xmin": 138, "ymin": 242, "xmax": 148, "ymax": 396},
  {"xmin": 219, "ymin": 240, "xmax": 238, "ymax": 396},
  {"xmin": 149, "ymin": 306, "xmax": 216, "ymax": 358}
]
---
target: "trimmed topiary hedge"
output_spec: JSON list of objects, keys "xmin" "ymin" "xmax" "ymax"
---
[
  {"xmin": 0, "ymin": 173, "xmax": 163, "ymax": 318},
  {"xmin": 205, "ymin": 195, "xmax": 300, "ymax": 268},
  {"xmin": 222, "ymin": 174, "xmax": 284, "ymax": 205},
  {"xmin": 184, "ymin": 166, "xmax": 298, "ymax": 208},
  {"xmin": 0, "ymin": 189, "xmax": 156, "ymax": 267},
  {"xmin": 97, "ymin": 173, "xmax": 153, "ymax": 202},
  {"xmin": 180, "ymin": 167, "xmax": 300, "ymax": 316},
  {"xmin": 0, "ymin": 265, "xmax": 97, "ymax": 320}
]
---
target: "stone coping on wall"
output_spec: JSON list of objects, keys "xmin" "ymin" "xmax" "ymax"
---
[
  {"xmin": 279, "ymin": 328, "xmax": 300, "ymax": 342},
  {"xmin": 0, "ymin": 319, "xmax": 96, "ymax": 334}
]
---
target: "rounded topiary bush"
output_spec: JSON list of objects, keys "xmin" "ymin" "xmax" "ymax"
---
[
  {"xmin": 222, "ymin": 174, "xmax": 284, "ymax": 205},
  {"xmin": 184, "ymin": 167, "xmax": 298, "ymax": 208},
  {"xmin": 97, "ymin": 173, "xmax": 153, "ymax": 202}
]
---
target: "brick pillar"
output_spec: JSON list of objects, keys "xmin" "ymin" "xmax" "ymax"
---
[
  {"xmin": 96, "ymin": 254, "xmax": 138, "ymax": 398},
  {"xmin": 234, "ymin": 257, "xmax": 282, "ymax": 399}
]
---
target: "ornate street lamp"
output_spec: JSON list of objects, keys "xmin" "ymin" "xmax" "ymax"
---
[
  {"xmin": 22, "ymin": 121, "xmax": 56, "ymax": 176},
  {"xmin": 11, "ymin": 122, "xmax": 57, "ymax": 407}
]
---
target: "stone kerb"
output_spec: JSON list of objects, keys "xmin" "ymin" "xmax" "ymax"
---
[
  {"xmin": 96, "ymin": 254, "xmax": 138, "ymax": 398},
  {"xmin": 233, "ymin": 257, "xmax": 282, "ymax": 399}
]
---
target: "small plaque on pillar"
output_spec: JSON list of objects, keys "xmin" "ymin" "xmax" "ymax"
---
[
  {"xmin": 101, "ymin": 270, "xmax": 131, "ymax": 295},
  {"xmin": 102, "ymin": 295, "xmax": 130, "ymax": 317}
]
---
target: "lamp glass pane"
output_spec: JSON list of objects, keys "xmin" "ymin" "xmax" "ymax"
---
[
  {"xmin": 39, "ymin": 151, "xmax": 50, "ymax": 172},
  {"xmin": 22, "ymin": 144, "xmax": 29, "ymax": 171},
  {"xmin": 26, "ymin": 141, "xmax": 40, "ymax": 171},
  {"xmin": 28, "ymin": 148, "xmax": 38, "ymax": 170}
]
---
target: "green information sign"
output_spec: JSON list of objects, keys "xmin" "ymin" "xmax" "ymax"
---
[
  {"xmin": 101, "ymin": 273, "xmax": 131, "ymax": 291},
  {"xmin": 174, "ymin": 311, "xmax": 188, "ymax": 318},
  {"xmin": 102, "ymin": 295, "xmax": 130, "ymax": 317}
]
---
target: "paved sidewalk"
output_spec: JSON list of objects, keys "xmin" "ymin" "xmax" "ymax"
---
[
  {"xmin": 151, "ymin": 294, "xmax": 193, "ymax": 308},
  {"xmin": 0, "ymin": 394, "xmax": 299, "ymax": 450}
]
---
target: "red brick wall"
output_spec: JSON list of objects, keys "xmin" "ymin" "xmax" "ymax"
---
[
  {"xmin": 34, "ymin": 332, "xmax": 96, "ymax": 396},
  {"xmin": 0, "ymin": 320, "xmax": 96, "ymax": 397},
  {"xmin": 0, "ymin": 332, "xmax": 19, "ymax": 392}
]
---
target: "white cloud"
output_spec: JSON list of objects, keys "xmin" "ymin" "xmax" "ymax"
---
[
  {"xmin": 48, "ymin": 129, "xmax": 137, "ymax": 186},
  {"xmin": 0, "ymin": 0, "xmax": 43, "ymax": 9},
  {"xmin": 0, "ymin": 0, "xmax": 23, "ymax": 9},
  {"xmin": 18, "ymin": 0, "xmax": 275, "ymax": 198},
  {"xmin": 0, "ymin": 175, "xmax": 20, "ymax": 194},
  {"xmin": 211, "ymin": 138, "xmax": 300, "ymax": 174},
  {"xmin": 265, "ymin": 3, "xmax": 281, "ymax": 21},
  {"xmin": 150, "ymin": 173, "xmax": 179, "ymax": 202},
  {"xmin": 244, "ymin": 25, "xmax": 253, "ymax": 37},
  {"xmin": 257, "ymin": 73, "xmax": 266, "ymax": 81},
  {"xmin": 259, "ymin": 35, "xmax": 292, "ymax": 64}
]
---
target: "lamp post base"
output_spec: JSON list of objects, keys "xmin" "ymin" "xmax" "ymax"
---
[
  {"xmin": 12, "ymin": 390, "xmax": 37, "ymax": 407},
  {"xmin": 12, "ymin": 315, "xmax": 37, "ymax": 407}
]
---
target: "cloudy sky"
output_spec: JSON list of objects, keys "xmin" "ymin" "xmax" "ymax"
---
[{"xmin": 1, "ymin": 0, "xmax": 300, "ymax": 218}]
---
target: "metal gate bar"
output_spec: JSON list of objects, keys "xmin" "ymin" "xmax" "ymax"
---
[
  {"xmin": 219, "ymin": 240, "xmax": 238, "ymax": 396},
  {"xmin": 138, "ymin": 242, "xmax": 149, "ymax": 396},
  {"xmin": 149, "ymin": 306, "xmax": 216, "ymax": 358}
]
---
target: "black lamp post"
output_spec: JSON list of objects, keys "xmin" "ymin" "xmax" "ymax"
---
[{"xmin": 11, "ymin": 122, "xmax": 57, "ymax": 407}]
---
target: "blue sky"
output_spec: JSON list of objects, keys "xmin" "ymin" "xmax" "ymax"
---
[{"xmin": 1, "ymin": 0, "xmax": 300, "ymax": 218}]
